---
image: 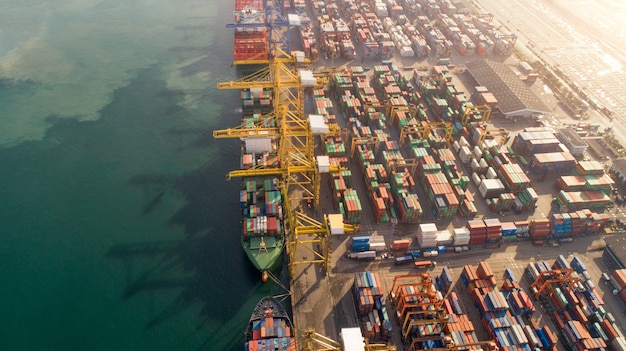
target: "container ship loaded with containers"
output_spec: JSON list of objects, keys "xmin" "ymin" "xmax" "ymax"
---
[
  {"xmin": 233, "ymin": 0, "xmax": 269, "ymax": 62},
  {"xmin": 245, "ymin": 296, "xmax": 296, "ymax": 351},
  {"xmin": 239, "ymin": 87, "xmax": 285, "ymax": 282}
]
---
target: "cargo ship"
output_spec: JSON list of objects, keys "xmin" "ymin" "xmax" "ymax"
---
[
  {"xmin": 241, "ymin": 177, "xmax": 285, "ymax": 282},
  {"xmin": 245, "ymin": 296, "xmax": 296, "ymax": 351},
  {"xmin": 239, "ymin": 88, "xmax": 285, "ymax": 282},
  {"xmin": 233, "ymin": 0, "xmax": 269, "ymax": 62}
]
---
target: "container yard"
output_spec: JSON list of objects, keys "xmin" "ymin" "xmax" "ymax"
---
[{"xmin": 219, "ymin": 0, "xmax": 626, "ymax": 350}]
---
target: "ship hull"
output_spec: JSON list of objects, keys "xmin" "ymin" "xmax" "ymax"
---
[{"xmin": 245, "ymin": 297, "xmax": 296, "ymax": 351}]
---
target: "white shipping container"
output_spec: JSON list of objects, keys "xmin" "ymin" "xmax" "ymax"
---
[
  {"xmin": 453, "ymin": 141, "xmax": 461, "ymax": 153},
  {"xmin": 309, "ymin": 114, "xmax": 329, "ymax": 134},
  {"xmin": 400, "ymin": 47, "xmax": 414, "ymax": 57},
  {"xmin": 486, "ymin": 167, "xmax": 497, "ymax": 179},
  {"xmin": 459, "ymin": 146, "xmax": 472, "ymax": 164},
  {"xmin": 460, "ymin": 136, "xmax": 469, "ymax": 147},
  {"xmin": 479, "ymin": 179, "xmax": 505, "ymax": 198},
  {"xmin": 244, "ymin": 137, "xmax": 273, "ymax": 153},
  {"xmin": 473, "ymin": 145, "xmax": 482, "ymax": 159},
  {"xmin": 472, "ymin": 172, "xmax": 482, "ymax": 186},
  {"xmin": 479, "ymin": 158, "xmax": 489, "ymax": 171},
  {"xmin": 369, "ymin": 242, "xmax": 387, "ymax": 252},
  {"xmin": 470, "ymin": 158, "xmax": 480, "ymax": 172},
  {"xmin": 369, "ymin": 235, "xmax": 386, "ymax": 244},
  {"xmin": 418, "ymin": 223, "xmax": 438, "ymax": 235}
]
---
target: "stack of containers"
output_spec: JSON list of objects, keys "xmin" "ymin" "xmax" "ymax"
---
[
  {"xmin": 572, "ymin": 160, "xmax": 605, "ymax": 176},
  {"xmin": 512, "ymin": 130, "xmax": 562, "ymax": 155},
  {"xmin": 391, "ymin": 239, "xmax": 411, "ymax": 255},
  {"xmin": 483, "ymin": 218, "xmax": 503, "ymax": 244},
  {"xmin": 486, "ymin": 192, "xmax": 516, "ymax": 213},
  {"xmin": 437, "ymin": 266, "xmax": 453, "ymax": 294},
  {"xmin": 562, "ymin": 320, "xmax": 607, "ymax": 350},
  {"xmin": 242, "ymin": 179, "xmax": 282, "ymax": 238},
  {"xmin": 352, "ymin": 271, "xmax": 392, "ymax": 341},
  {"xmin": 529, "ymin": 256, "xmax": 622, "ymax": 350},
  {"xmin": 513, "ymin": 187, "xmax": 539, "ymax": 212},
  {"xmin": 466, "ymin": 219, "xmax": 487, "ymax": 245},
  {"xmin": 423, "ymin": 172, "xmax": 458, "ymax": 219},
  {"xmin": 550, "ymin": 213, "xmax": 573, "ymax": 238},
  {"xmin": 330, "ymin": 173, "xmax": 348, "ymax": 201},
  {"xmin": 368, "ymin": 236, "xmax": 386, "ymax": 252},
  {"xmin": 500, "ymin": 222, "xmax": 517, "ymax": 242},
  {"xmin": 389, "ymin": 273, "xmax": 458, "ymax": 350},
  {"xmin": 555, "ymin": 190, "xmax": 611, "ymax": 211},
  {"xmin": 529, "ymin": 219, "xmax": 550, "ymax": 240},
  {"xmin": 469, "ymin": 261, "xmax": 558, "ymax": 351},
  {"xmin": 452, "ymin": 227, "xmax": 471, "ymax": 246},
  {"xmin": 514, "ymin": 221, "xmax": 530, "ymax": 239},
  {"xmin": 391, "ymin": 170, "xmax": 422, "ymax": 223},
  {"xmin": 498, "ymin": 163, "xmax": 531, "ymax": 192},
  {"xmin": 500, "ymin": 268, "xmax": 535, "ymax": 316},
  {"xmin": 339, "ymin": 188, "xmax": 362, "ymax": 224},
  {"xmin": 530, "ymin": 152, "xmax": 577, "ymax": 174},
  {"xmin": 478, "ymin": 178, "xmax": 506, "ymax": 199},
  {"xmin": 570, "ymin": 256, "xmax": 587, "ymax": 274},
  {"xmin": 351, "ymin": 236, "xmax": 371, "ymax": 252},
  {"xmin": 417, "ymin": 223, "xmax": 438, "ymax": 248},
  {"xmin": 436, "ymin": 230, "xmax": 453, "ymax": 247},
  {"xmin": 324, "ymin": 135, "xmax": 347, "ymax": 156},
  {"xmin": 556, "ymin": 174, "xmax": 614, "ymax": 193},
  {"xmin": 444, "ymin": 302, "xmax": 484, "ymax": 350},
  {"xmin": 463, "ymin": 263, "xmax": 517, "ymax": 350},
  {"xmin": 363, "ymin": 162, "xmax": 393, "ymax": 224}
]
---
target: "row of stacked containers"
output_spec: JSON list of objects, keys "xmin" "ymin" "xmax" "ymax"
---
[
  {"xmin": 462, "ymin": 261, "xmax": 558, "ymax": 350},
  {"xmin": 388, "ymin": 272, "xmax": 488, "ymax": 351},
  {"xmin": 303, "ymin": 0, "xmax": 516, "ymax": 60},
  {"xmin": 315, "ymin": 62, "xmax": 613, "ymax": 226},
  {"xmin": 352, "ymin": 271, "xmax": 393, "ymax": 341},
  {"xmin": 355, "ymin": 260, "xmax": 626, "ymax": 350},
  {"xmin": 457, "ymin": 127, "xmax": 539, "ymax": 214},
  {"xmin": 526, "ymin": 255, "xmax": 626, "ymax": 350},
  {"xmin": 329, "ymin": 64, "xmax": 431, "ymax": 223},
  {"xmin": 408, "ymin": 211, "xmax": 609, "ymax": 252},
  {"xmin": 311, "ymin": 74, "xmax": 365, "ymax": 225}
]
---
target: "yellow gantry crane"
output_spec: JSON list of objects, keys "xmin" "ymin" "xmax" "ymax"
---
[
  {"xmin": 214, "ymin": 46, "xmax": 356, "ymax": 278},
  {"xmin": 476, "ymin": 128, "xmax": 509, "ymax": 148},
  {"xmin": 462, "ymin": 105, "xmax": 492, "ymax": 126},
  {"xmin": 399, "ymin": 122, "xmax": 453, "ymax": 148},
  {"xmin": 301, "ymin": 328, "xmax": 397, "ymax": 351}
]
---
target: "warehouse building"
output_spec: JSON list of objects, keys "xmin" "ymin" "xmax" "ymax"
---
[
  {"xmin": 465, "ymin": 60, "xmax": 551, "ymax": 119},
  {"xmin": 557, "ymin": 128, "xmax": 588, "ymax": 156},
  {"xmin": 604, "ymin": 235, "xmax": 626, "ymax": 270}
]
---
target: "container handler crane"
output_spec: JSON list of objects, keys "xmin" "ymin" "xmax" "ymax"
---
[
  {"xmin": 399, "ymin": 122, "xmax": 453, "ymax": 148},
  {"xmin": 301, "ymin": 328, "xmax": 396, "ymax": 351},
  {"xmin": 529, "ymin": 268, "xmax": 578, "ymax": 299},
  {"xmin": 215, "ymin": 46, "xmax": 357, "ymax": 279},
  {"xmin": 476, "ymin": 128, "xmax": 509, "ymax": 148},
  {"xmin": 462, "ymin": 105, "xmax": 492, "ymax": 126}
]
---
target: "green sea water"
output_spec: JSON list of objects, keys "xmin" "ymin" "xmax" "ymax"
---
[{"xmin": 0, "ymin": 1, "xmax": 285, "ymax": 350}]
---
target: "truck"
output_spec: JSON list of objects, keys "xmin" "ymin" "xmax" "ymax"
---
[
  {"xmin": 394, "ymin": 255, "xmax": 414, "ymax": 265},
  {"xmin": 414, "ymin": 260, "xmax": 433, "ymax": 268},
  {"xmin": 347, "ymin": 251, "xmax": 376, "ymax": 260}
]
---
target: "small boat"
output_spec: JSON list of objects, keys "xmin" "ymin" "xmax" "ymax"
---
[{"xmin": 245, "ymin": 297, "xmax": 296, "ymax": 351}]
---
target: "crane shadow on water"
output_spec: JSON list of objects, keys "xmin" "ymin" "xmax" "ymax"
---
[{"xmin": 108, "ymin": 158, "xmax": 258, "ymax": 338}]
